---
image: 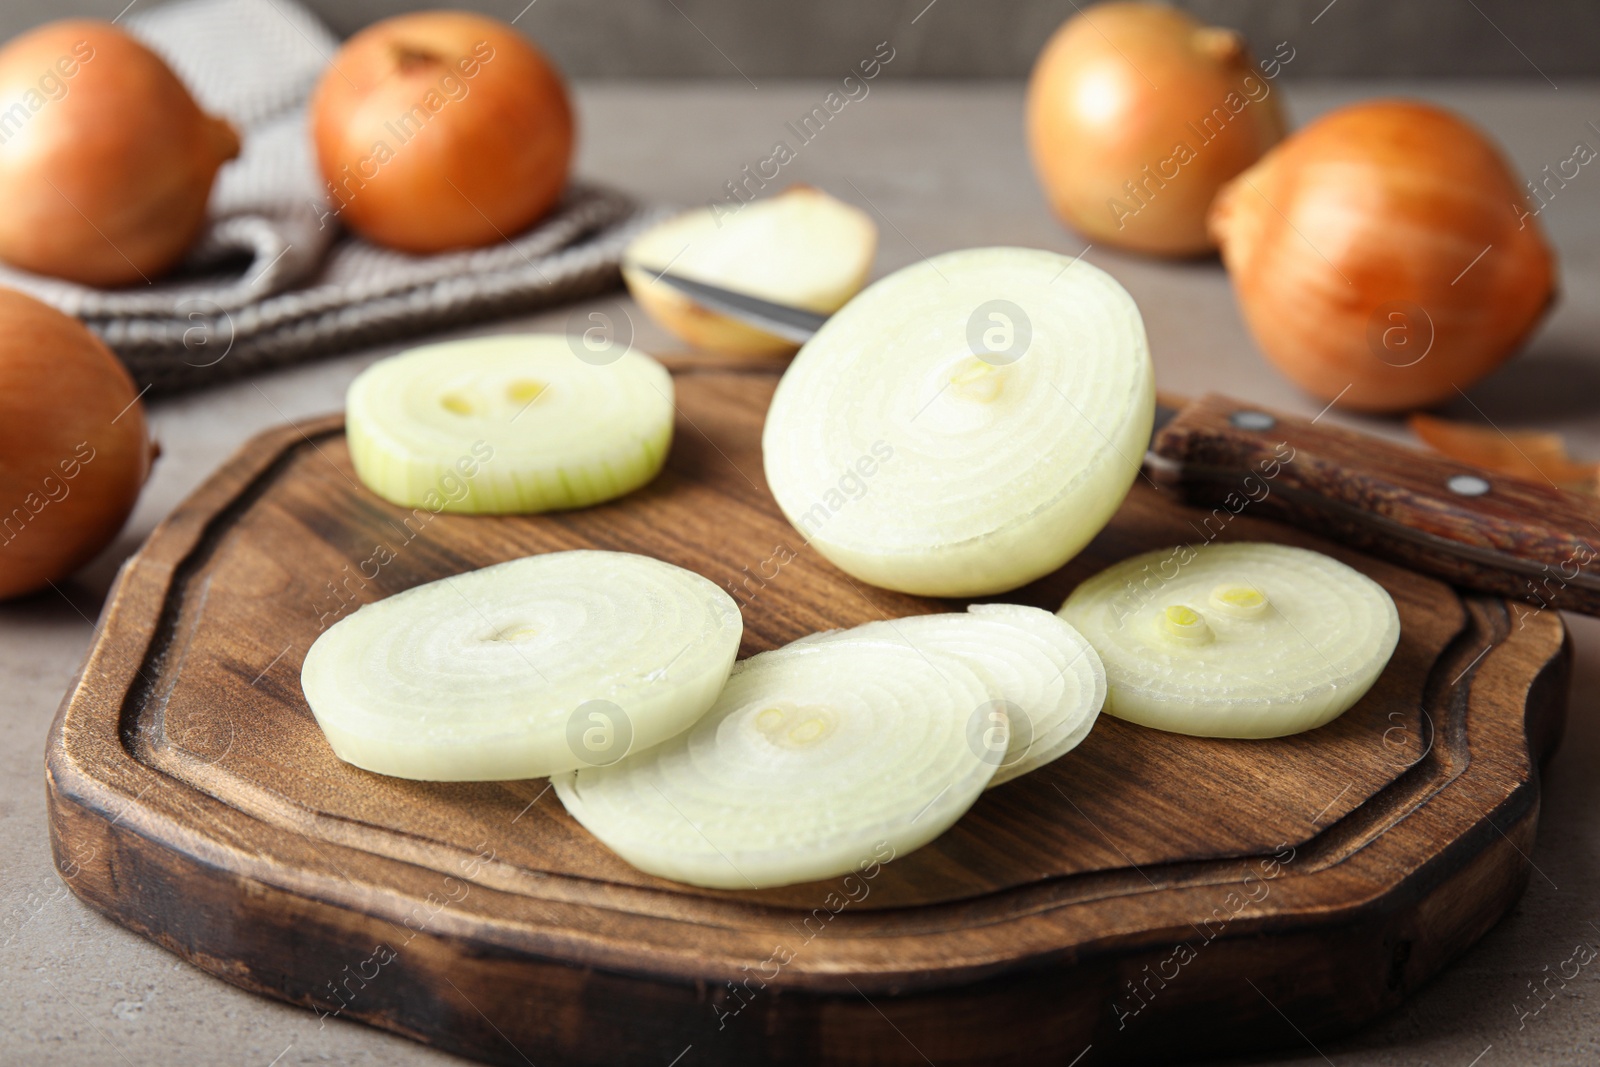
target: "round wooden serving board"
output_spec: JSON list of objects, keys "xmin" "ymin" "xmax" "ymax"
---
[{"xmin": 46, "ymin": 366, "xmax": 1569, "ymax": 1066}]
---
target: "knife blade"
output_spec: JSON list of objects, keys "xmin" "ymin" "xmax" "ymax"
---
[
  {"xmin": 639, "ymin": 271, "xmax": 1600, "ymax": 616},
  {"xmin": 637, "ymin": 267, "xmax": 829, "ymax": 345},
  {"xmin": 647, "ymin": 270, "xmax": 1182, "ymax": 472}
]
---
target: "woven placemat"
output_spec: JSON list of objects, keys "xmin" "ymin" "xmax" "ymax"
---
[{"xmin": 0, "ymin": 0, "xmax": 654, "ymax": 394}]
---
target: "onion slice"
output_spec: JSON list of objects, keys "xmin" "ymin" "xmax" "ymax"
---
[
  {"xmin": 553, "ymin": 640, "xmax": 1000, "ymax": 889},
  {"xmin": 1059, "ymin": 542, "xmax": 1400, "ymax": 738},
  {"xmin": 623, "ymin": 185, "xmax": 877, "ymax": 357},
  {"xmin": 346, "ymin": 334, "xmax": 674, "ymax": 513},
  {"xmin": 762, "ymin": 246, "xmax": 1154, "ymax": 596},
  {"xmin": 300, "ymin": 551, "xmax": 742, "ymax": 780},
  {"xmin": 791, "ymin": 604, "xmax": 1105, "ymax": 786}
]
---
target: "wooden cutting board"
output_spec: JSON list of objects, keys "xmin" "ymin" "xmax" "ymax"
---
[{"xmin": 46, "ymin": 365, "xmax": 1568, "ymax": 1067}]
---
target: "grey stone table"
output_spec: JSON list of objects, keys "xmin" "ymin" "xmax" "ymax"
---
[{"xmin": 4, "ymin": 80, "xmax": 1599, "ymax": 1067}]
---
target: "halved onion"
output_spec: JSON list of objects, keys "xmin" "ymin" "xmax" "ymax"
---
[
  {"xmin": 301, "ymin": 551, "xmax": 741, "ymax": 780},
  {"xmin": 791, "ymin": 604, "xmax": 1105, "ymax": 786},
  {"xmin": 763, "ymin": 246, "xmax": 1155, "ymax": 596},
  {"xmin": 552, "ymin": 640, "xmax": 999, "ymax": 889},
  {"xmin": 623, "ymin": 186, "xmax": 877, "ymax": 357},
  {"xmin": 1059, "ymin": 542, "xmax": 1400, "ymax": 738},
  {"xmin": 346, "ymin": 334, "xmax": 674, "ymax": 513}
]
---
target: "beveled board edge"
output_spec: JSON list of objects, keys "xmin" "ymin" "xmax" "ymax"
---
[{"xmin": 41, "ymin": 378, "xmax": 1571, "ymax": 1064}]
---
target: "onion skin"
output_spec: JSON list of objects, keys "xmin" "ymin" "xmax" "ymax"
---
[
  {"xmin": 0, "ymin": 289, "xmax": 152, "ymax": 599},
  {"xmin": 622, "ymin": 186, "xmax": 878, "ymax": 358},
  {"xmin": 1026, "ymin": 2, "xmax": 1284, "ymax": 256},
  {"xmin": 1209, "ymin": 100, "xmax": 1557, "ymax": 413},
  {"xmin": 1409, "ymin": 413, "xmax": 1597, "ymax": 492},
  {"xmin": 627, "ymin": 282, "xmax": 801, "ymax": 358},
  {"xmin": 0, "ymin": 21, "xmax": 239, "ymax": 287},
  {"xmin": 311, "ymin": 11, "xmax": 574, "ymax": 253}
]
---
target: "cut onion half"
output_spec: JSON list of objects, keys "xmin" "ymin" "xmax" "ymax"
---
[
  {"xmin": 346, "ymin": 334, "xmax": 674, "ymax": 513},
  {"xmin": 763, "ymin": 246, "xmax": 1155, "ymax": 596},
  {"xmin": 790, "ymin": 604, "xmax": 1105, "ymax": 786},
  {"xmin": 1059, "ymin": 542, "xmax": 1400, "ymax": 738},
  {"xmin": 553, "ymin": 640, "xmax": 999, "ymax": 889},
  {"xmin": 623, "ymin": 186, "xmax": 877, "ymax": 357},
  {"xmin": 301, "ymin": 551, "xmax": 742, "ymax": 781}
]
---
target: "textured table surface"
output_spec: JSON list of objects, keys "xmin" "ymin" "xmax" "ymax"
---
[{"xmin": 4, "ymin": 80, "xmax": 1599, "ymax": 1067}]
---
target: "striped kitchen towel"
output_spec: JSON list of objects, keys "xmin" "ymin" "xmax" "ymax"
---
[{"xmin": 0, "ymin": 0, "xmax": 653, "ymax": 394}]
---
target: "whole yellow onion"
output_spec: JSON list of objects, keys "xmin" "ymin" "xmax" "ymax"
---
[
  {"xmin": 310, "ymin": 11, "xmax": 574, "ymax": 253},
  {"xmin": 1209, "ymin": 100, "xmax": 1557, "ymax": 413},
  {"xmin": 1026, "ymin": 1, "xmax": 1286, "ymax": 256},
  {"xmin": 0, "ymin": 288, "xmax": 153, "ymax": 599},
  {"xmin": 0, "ymin": 20, "xmax": 239, "ymax": 287}
]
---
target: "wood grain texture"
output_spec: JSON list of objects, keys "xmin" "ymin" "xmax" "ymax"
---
[
  {"xmin": 46, "ymin": 369, "xmax": 1568, "ymax": 1066},
  {"xmin": 1153, "ymin": 392, "xmax": 1600, "ymax": 615}
]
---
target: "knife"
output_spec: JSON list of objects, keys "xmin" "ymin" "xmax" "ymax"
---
[{"xmin": 644, "ymin": 267, "xmax": 1600, "ymax": 616}]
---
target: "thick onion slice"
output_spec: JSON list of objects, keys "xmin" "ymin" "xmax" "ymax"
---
[
  {"xmin": 301, "ymin": 551, "xmax": 741, "ymax": 781},
  {"xmin": 623, "ymin": 185, "xmax": 878, "ymax": 357},
  {"xmin": 346, "ymin": 334, "xmax": 674, "ymax": 513},
  {"xmin": 552, "ymin": 640, "xmax": 1000, "ymax": 889},
  {"xmin": 763, "ymin": 246, "xmax": 1155, "ymax": 596},
  {"xmin": 1059, "ymin": 542, "xmax": 1400, "ymax": 738},
  {"xmin": 791, "ymin": 604, "xmax": 1105, "ymax": 786}
]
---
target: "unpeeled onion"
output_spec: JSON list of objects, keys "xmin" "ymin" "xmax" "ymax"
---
[
  {"xmin": 0, "ymin": 288, "xmax": 153, "ymax": 599},
  {"xmin": 1209, "ymin": 99, "xmax": 1557, "ymax": 412},
  {"xmin": 1026, "ymin": 2, "xmax": 1284, "ymax": 256},
  {"xmin": 0, "ymin": 21, "xmax": 240, "ymax": 286},
  {"xmin": 311, "ymin": 11, "xmax": 573, "ymax": 253}
]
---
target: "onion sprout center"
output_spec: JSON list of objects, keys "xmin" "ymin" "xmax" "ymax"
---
[{"xmin": 439, "ymin": 378, "xmax": 549, "ymax": 418}]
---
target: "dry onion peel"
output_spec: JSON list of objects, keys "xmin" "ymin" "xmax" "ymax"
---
[
  {"xmin": 311, "ymin": 11, "xmax": 573, "ymax": 253},
  {"xmin": 0, "ymin": 20, "xmax": 240, "ymax": 285},
  {"xmin": 300, "ymin": 551, "xmax": 742, "ymax": 781},
  {"xmin": 346, "ymin": 334, "xmax": 673, "ymax": 513},
  {"xmin": 1210, "ymin": 99, "xmax": 1556, "ymax": 413},
  {"xmin": 0, "ymin": 288, "xmax": 153, "ymax": 598},
  {"xmin": 1026, "ymin": 2, "xmax": 1285, "ymax": 256},
  {"xmin": 1409, "ymin": 413, "xmax": 1598, "ymax": 494},
  {"xmin": 790, "ymin": 604, "xmax": 1105, "ymax": 785},
  {"xmin": 624, "ymin": 186, "xmax": 877, "ymax": 357},
  {"xmin": 553, "ymin": 640, "xmax": 999, "ymax": 889},
  {"xmin": 1059, "ymin": 542, "xmax": 1399, "ymax": 738},
  {"xmin": 763, "ymin": 246, "xmax": 1154, "ymax": 596}
]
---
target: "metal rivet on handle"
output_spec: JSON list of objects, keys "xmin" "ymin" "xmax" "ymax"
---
[
  {"xmin": 1229, "ymin": 410, "xmax": 1277, "ymax": 432},
  {"xmin": 1446, "ymin": 474, "xmax": 1491, "ymax": 497}
]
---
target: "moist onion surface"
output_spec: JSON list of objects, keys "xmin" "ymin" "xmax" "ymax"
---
[
  {"xmin": 301, "ymin": 551, "xmax": 741, "ymax": 781},
  {"xmin": 553, "ymin": 640, "xmax": 1000, "ymax": 889},
  {"xmin": 623, "ymin": 185, "xmax": 878, "ymax": 358},
  {"xmin": 1059, "ymin": 542, "xmax": 1400, "ymax": 738},
  {"xmin": 762, "ymin": 246, "xmax": 1154, "ymax": 596},
  {"xmin": 346, "ymin": 334, "xmax": 674, "ymax": 513},
  {"xmin": 791, "ymin": 604, "xmax": 1105, "ymax": 786}
]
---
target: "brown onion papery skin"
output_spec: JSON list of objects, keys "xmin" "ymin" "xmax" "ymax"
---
[
  {"xmin": 311, "ymin": 11, "xmax": 574, "ymax": 254},
  {"xmin": 0, "ymin": 289, "xmax": 152, "ymax": 599},
  {"xmin": 1209, "ymin": 100, "xmax": 1557, "ymax": 413},
  {"xmin": 0, "ymin": 21, "xmax": 239, "ymax": 287},
  {"xmin": 1026, "ymin": 2, "xmax": 1284, "ymax": 256}
]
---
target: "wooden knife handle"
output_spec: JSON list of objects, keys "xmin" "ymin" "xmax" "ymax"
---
[{"xmin": 1150, "ymin": 393, "xmax": 1600, "ymax": 617}]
